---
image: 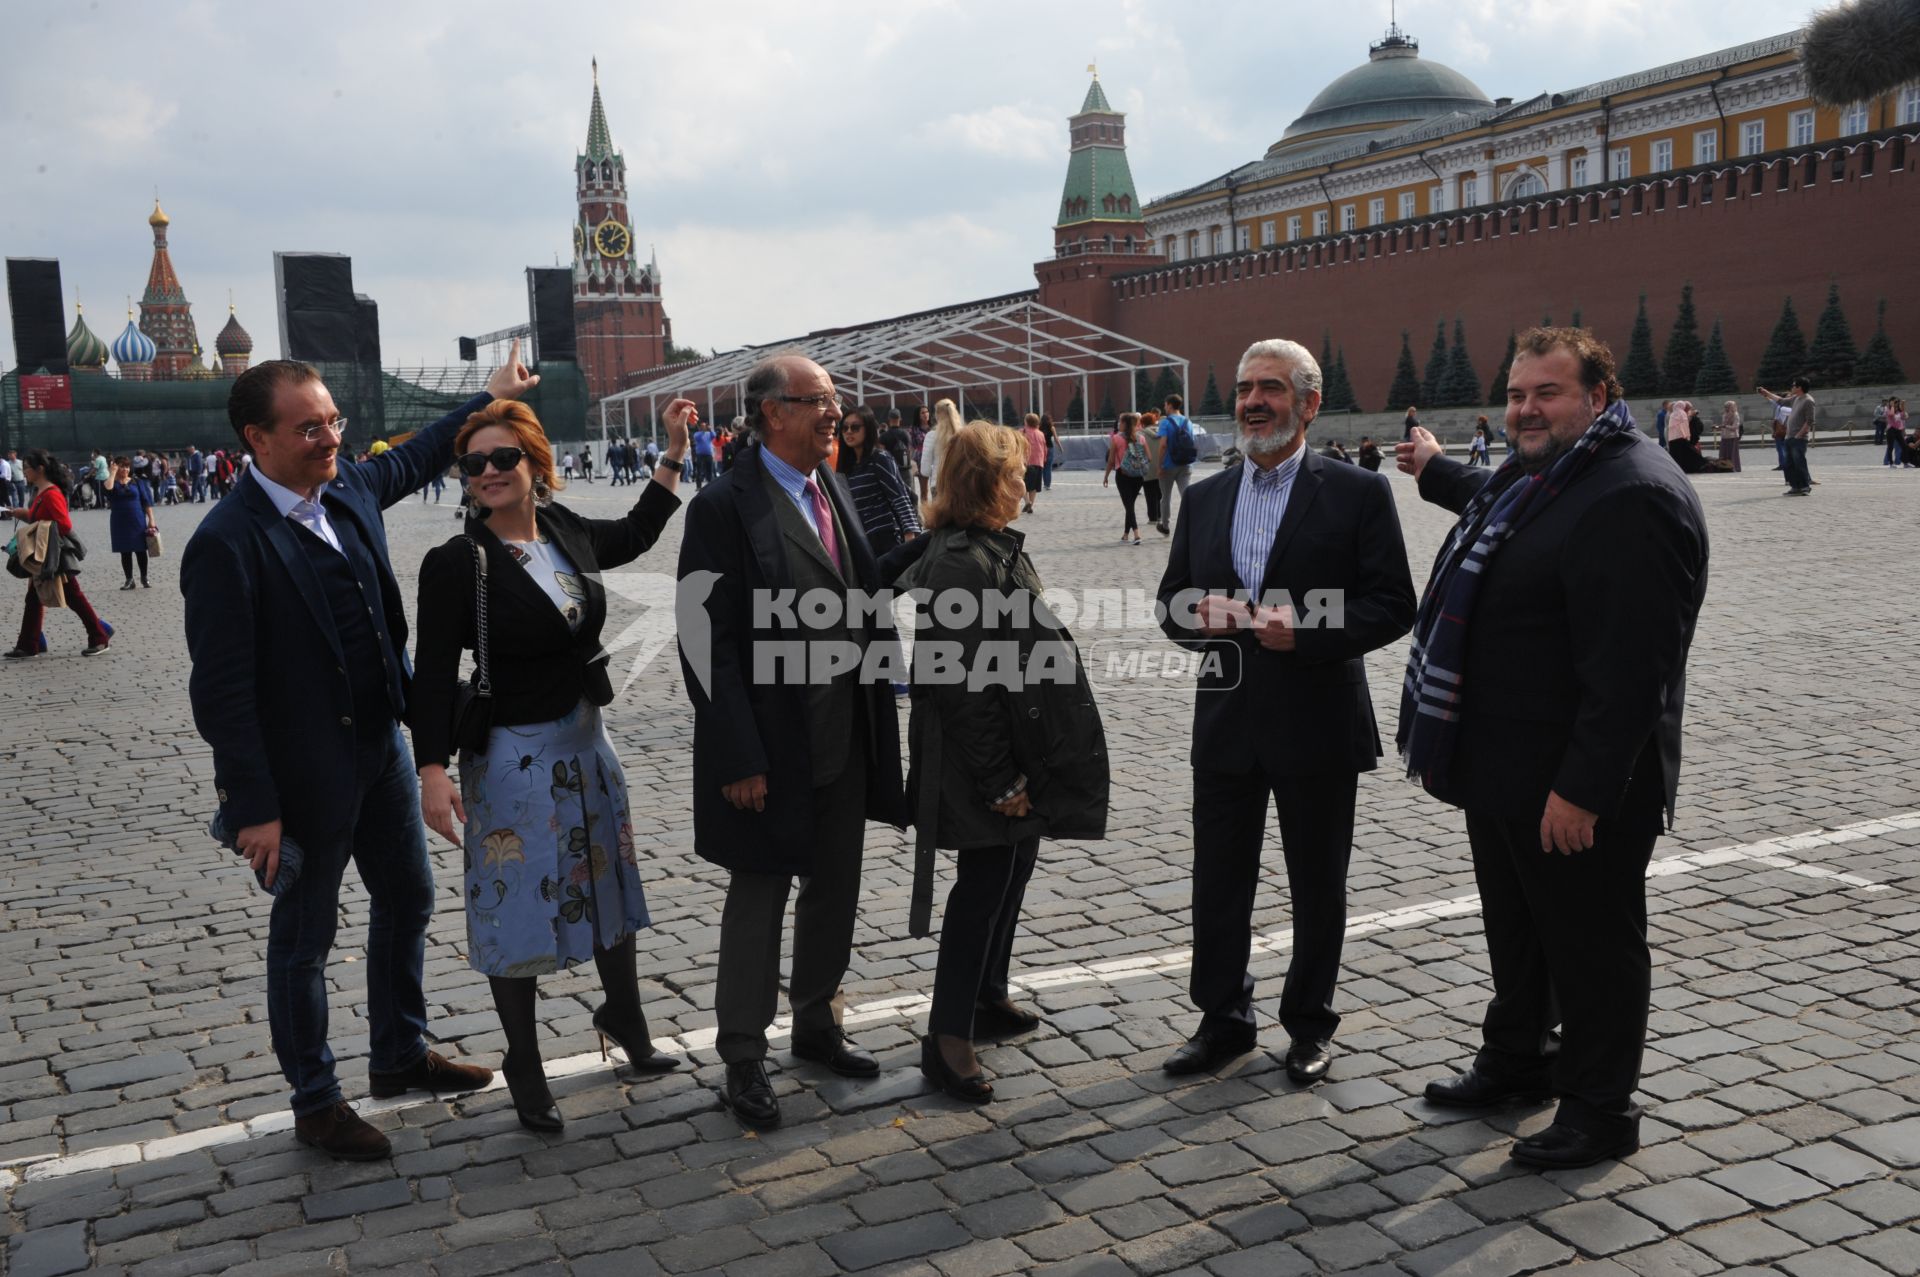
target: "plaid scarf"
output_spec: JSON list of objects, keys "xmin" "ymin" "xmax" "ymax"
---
[{"xmin": 1397, "ymin": 400, "xmax": 1640, "ymax": 790}]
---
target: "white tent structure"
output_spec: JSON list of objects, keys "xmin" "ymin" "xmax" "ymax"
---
[{"xmin": 595, "ymin": 292, "xmax": 1188, "ymax": 444}]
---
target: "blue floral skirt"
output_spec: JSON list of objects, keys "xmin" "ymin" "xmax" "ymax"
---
[{"xmin": 459, "ymin": 700, "xmax": 650, "ymax": 976}]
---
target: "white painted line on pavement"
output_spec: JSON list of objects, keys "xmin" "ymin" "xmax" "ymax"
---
[{"xmin": 5, "ymin": 813, "xmax": 1903, "ymax": 1184}]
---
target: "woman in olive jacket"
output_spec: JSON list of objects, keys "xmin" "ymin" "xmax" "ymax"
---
[{"xmin": 893, "ymin": 422, "xmax": 1109, "ymax": 1102}]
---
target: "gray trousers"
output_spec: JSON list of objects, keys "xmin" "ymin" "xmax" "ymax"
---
[
  {"xmin": 714, "ymin": 763, "xmax": 869, "ymax": 1063},
  {"xmin": 1161, "ymin": 465, "xmax": 1191, "ymax": 526}
]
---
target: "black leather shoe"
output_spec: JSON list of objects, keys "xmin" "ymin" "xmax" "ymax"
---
[
  {"xmin": 1510, "ymin": 1121, "xmax": 1639, "ymax": 1169},
  {"xmin": 725, "ymin": 1060, "xmax": 781, "ymax": 1130},
  {"xmin": 791, "ymin": 1029, "xmax": 879, "ymax": 1077},
  {"xmin": 500, "ymin": 1053, "xmax": 563, "ymax": 1133},
  {"xmin": 1284, "ymin": 1038, "xmax": 1333, "ymax": 1085},
  {"xmin": 972, "ymin": 999, "xmax": 1042, "ymax": 1040},
  {"xmin": 1423, "ymin": 1064, "xmax": 1553, "ymax": 1109},
  {"xmin": 920, "ymin": 1037, "xmax": 992, "ymax": 1103},
  {"xmin": 1162, "ymin": 1030, "xmax": 1256, "ymax": 1076}
]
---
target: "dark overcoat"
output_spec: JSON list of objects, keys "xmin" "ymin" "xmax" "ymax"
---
[{"xmin": 676, "ymin": 442, "xmax": 908, "ymax": 876}]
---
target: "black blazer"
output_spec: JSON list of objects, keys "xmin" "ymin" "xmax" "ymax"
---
[
  {"xmin": 1413, "ymin": 435, "xmax": 1709, "ymax": 827},
  {"xmin": 1156, "ymin": 448, "xmax": 1416, "ymax": 776},
  {"xmin": 676, "ymin": 442, "xmax": 908, "ymax": 877},
  {"xmin": 410, "ymin": 481, "xmax": 681, "ymax": 769},
  {"xmin": 182, "ymin": 393, "xmax": 490, "ymax": 845}
]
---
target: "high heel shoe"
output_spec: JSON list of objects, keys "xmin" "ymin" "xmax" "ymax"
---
[
  {"xmin": 593, "ymin": 1007, "xmax": 681, "ymax": 1075},
  {"xmin": 501, "ymin": 1052, "xmax": 563, "ymax": 1132},
  {"xmin": 920, "ymin": 1036, "xmax": 992, "ymax": 1103}
]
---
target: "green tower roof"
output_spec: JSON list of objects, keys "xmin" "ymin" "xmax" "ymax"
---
[
  {"xmin": 1057, "ymin": 142, "xmax": 1142, "ymax": 227},
  {"xmin": 1057, "ymin": 74, "xmax": 1140, "ymax": 228},
  {"xmin": 583, "ymin": 59, "xmax": 615, "ymax": 161}
]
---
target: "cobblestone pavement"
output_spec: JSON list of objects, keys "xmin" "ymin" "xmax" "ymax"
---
[{"xmin": 3, "ymin": 443, "xmax": 1917, "ymax": 1276}]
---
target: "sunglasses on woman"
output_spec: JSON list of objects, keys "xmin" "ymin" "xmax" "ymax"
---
[{"xmin": 455, "ymin": 446, "xmax": 526, "ymax": 477}]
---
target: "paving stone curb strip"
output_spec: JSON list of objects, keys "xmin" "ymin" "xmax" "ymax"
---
[{"xmin": 4, "ymin": 451, "xmax": 1917, "ymax": 1275}]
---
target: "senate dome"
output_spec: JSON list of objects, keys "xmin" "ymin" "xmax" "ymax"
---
[{"xmin": 1266, "ymin": 26, "xmax": 1492, "ymax": 164}]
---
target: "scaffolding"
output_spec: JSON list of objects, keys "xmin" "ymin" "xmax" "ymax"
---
[{"xmin": 594, "ymin": 294, "xmax": 1188, "ymax": 445}]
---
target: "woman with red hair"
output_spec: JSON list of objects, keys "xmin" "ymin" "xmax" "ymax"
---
[{"xmin": 410, "ymin": 395, "xmax": 694, "ymax": 1131}]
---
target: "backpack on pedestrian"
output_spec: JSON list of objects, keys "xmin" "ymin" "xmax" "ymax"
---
[{"xmin": 1165, "ymin": 416, "xmax": 1197, "ymax": 467}]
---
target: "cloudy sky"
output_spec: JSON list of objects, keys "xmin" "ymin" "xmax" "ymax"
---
[{"xmin": 2, "ymin": 0, "xmax": 1816, "ymax": 371}]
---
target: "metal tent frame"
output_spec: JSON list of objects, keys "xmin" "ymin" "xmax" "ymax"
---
[{"xmin": 594, "ymin": 294, "xmax": 1189, "ymax": 444}]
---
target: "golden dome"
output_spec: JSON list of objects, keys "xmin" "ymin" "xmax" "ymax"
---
[{"xmin": 148, "ymin": 200, "xmax": 170, "ymax": 228}]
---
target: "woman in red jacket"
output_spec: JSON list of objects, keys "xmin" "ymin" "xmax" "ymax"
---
[{"xmin": 5, "ymin": 449, "xmax": 112, "ymax": 658}]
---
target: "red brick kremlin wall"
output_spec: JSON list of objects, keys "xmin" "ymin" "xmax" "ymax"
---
[
  {"xmin": 1081, "ymin": 138, "xmax": 1919, "ymax": 414},
  {"xmin": 577, "ymin": 299, "xmax": 668, "ymax": 403}
]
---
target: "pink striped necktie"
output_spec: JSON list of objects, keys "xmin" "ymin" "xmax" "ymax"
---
[{"xmin": 804, "ymin": 476, "xmax": 841, "ymax": 572}]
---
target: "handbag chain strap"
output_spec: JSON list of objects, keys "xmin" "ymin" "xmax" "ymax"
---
[{"xmin": 467, "ymin": 536, "xmax": 492, "ymax": 697}]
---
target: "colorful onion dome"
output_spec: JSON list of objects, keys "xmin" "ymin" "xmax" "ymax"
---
[
  {"xmin": 215, "ymin": 305, "xmax": 253, "ymax": 356},
  {"xmin": 112, "ymin": 313, "xmax": 158, "ymax": 367},
  {"xmin": 67, "ymin": 304, "xmax": 109, "ymax": 368}
]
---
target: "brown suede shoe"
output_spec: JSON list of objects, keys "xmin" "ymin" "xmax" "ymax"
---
[
  {"xmin": 294, "ymin": 1101, "xmax": 391, "ymax": 1161},
  {"xmin": 367, "ymin": 1049, "xmax": 494, "ymax": 1099}
]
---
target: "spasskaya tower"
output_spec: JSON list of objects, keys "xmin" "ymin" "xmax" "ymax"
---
[{"xmin": 573, "ymin": 60, "xmax": 671, "ymax": 402}]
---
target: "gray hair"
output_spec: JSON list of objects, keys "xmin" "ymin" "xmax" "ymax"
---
[
  {"xmin": 1236, "ymin": 339, "xmax": 1322, "ymax": 398},
  {"xmin": 741, "ymin": 350, "xmax": 805, "ymax": 436}
]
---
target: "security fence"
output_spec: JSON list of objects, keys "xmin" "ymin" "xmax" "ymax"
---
[{"xmin": 0, "ymin": 361, "xmax": 589, "ymax": 464}]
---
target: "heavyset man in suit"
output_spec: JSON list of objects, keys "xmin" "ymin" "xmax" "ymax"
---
[
  {"xmin": 1156, "ymin": 338, "xmax": 1416, "ymax": 1084},
  {"xmin": 677, "ymin": 353, "xmax": 908, "ymax": 1130},
  {"xmin": 1397, "ymin": 327, "xmax": 1709, "ymax": 1169},
  {"xmin": 181, "ymin": 344, "xmax": 539, "ymax": 1159}
]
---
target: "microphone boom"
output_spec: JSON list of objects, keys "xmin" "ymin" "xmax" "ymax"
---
[{"xmin": 1802, "ymin": 0, "xmax": 1920, "ymax": 108}]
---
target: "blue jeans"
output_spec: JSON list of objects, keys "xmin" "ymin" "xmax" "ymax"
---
[
  {"xmin": 1886, "ymin": 435, "xmax": 1906, "ymax": 466},
  {"xmin": 1782, "ymin": 437, "xmax": 1811, "ymax": 492},
  {"xmin": 1774, "ymin": 438, "xmax": 1788, "ymax": 470},
  {"xmin": 266, "ymin": 724, "xmax": 433, "ymax": 1115}
]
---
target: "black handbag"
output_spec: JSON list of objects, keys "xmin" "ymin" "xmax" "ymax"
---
[{"xmin": 450, "ymin": 536, "xmax": 494, "ymax": 754}]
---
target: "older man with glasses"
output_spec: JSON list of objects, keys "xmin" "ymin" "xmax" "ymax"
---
[
  {"xmin": 181, "ymin": 345, "xmax": 539, "ymax": 1159},
  {"xmin": 676, "ymin": 352, "xmax": 908, "ymax": 1130}
]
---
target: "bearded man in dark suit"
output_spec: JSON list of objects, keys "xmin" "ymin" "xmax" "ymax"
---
[
  {"xmin": 1156, "ymin": 338, "xmax": 1416, "ymax": 1085},
  {"xmin": 1396, "ymin": 327, "xmax": 1709, "ymax": 1169}
]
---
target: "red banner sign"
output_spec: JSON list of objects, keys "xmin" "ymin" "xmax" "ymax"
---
[{"xmin": 18, "ymin": 375, "xmax": 72, "ymax": 411}]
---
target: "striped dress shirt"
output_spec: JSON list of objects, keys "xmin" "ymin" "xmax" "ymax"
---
[{"xmin": 1231, "ymin": 451, "xmax": 1302, "ymax": 598}]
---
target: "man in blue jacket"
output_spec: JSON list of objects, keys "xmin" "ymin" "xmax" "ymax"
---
[
  {"xmin": 182, "ymin": 343, "xmax": 538, "ymax": 1159},
  {"xmin": 1155, "ymin": 393, "xmax": 1198, "ymax": 535}
]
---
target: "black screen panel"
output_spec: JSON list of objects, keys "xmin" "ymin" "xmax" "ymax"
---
[
  {"xmin": 526, "ymin": 267, "xmax": 577, "ymax": 362},
  {"xmin": 7, "ymin": 258, "xmax": 67, "ymax": 374}
]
